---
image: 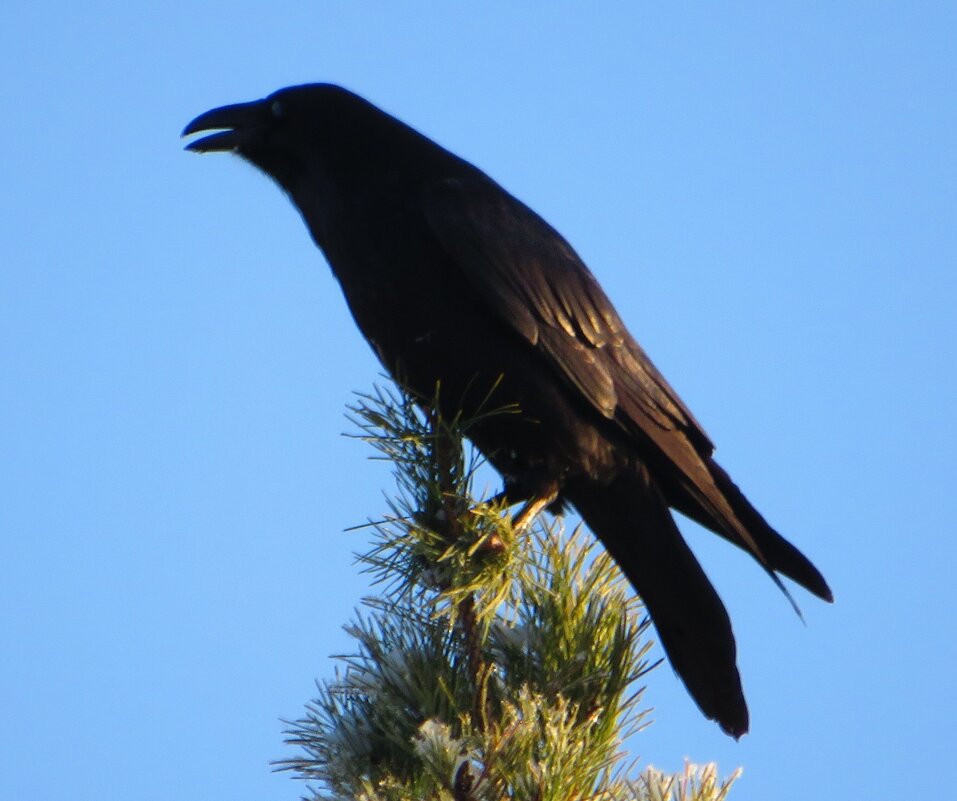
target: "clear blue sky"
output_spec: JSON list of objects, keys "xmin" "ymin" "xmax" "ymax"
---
[{"xmin": 2, "ymin": 3, "xmax": 954, "ymax": 799}]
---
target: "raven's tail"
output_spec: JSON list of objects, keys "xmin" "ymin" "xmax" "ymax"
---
[{"xmin": 567, "ymin": 466, "xmax": 749, "ymax": 738}]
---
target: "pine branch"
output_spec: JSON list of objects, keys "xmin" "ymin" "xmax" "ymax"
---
[{"xmin": 276, "ymin": 383, "xmax": 740, "ymax": 801}]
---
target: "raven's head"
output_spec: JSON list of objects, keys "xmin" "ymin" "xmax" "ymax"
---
[
  {"xmin": 184, "ymin": 84, "xmax": 349, "ymax": 190},
  {"xmin": 183, "ymin": 83, "xmax": 429, "ymax": 195}
]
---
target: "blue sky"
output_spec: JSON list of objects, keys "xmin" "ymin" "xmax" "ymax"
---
[{"xmin": 2, "ymin": 3, "xmax": 955, "ymax": 799}]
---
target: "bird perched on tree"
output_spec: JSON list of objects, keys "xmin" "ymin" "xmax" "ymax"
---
[{"xmin": 183, "ymin": 83, "xmax": 832, "ymax": 738}]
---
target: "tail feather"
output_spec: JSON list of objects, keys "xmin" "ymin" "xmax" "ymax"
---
[{"xmin": 568, "ymin": 467, "xmax": 749, "ymax": 738}]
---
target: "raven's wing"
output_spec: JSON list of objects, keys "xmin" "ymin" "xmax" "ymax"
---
[
  {"xmin": 422, "ymin": 176, "xmax": 714, "ymax": 453},
  {"xmin": 421, "ymin": 175, "xmax": 802, "ymax": 592}
]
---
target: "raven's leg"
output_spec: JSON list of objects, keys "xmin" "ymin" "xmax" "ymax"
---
[{"xmin": 511, "ymin": 482, "xmax": 561, "ymax": 533}]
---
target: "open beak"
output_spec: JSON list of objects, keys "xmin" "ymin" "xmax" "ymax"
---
[{"xmin": 182, "ymin": 99, "xmax": 267, "ymax": 152}]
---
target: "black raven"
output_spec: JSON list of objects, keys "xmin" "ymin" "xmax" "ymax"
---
[{"xmin": 183, "ymin": 84, "xmax": 831, "ymax": 738}]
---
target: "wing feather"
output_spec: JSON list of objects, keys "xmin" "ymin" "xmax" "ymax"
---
[{"xmin": 422, "ymin": 177, "xmax": 711, "ymax": 448}]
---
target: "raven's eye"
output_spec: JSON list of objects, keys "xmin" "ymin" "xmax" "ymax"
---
[{"xmin": 271, "ymin": 100, "xmax": 283, "ymax": 118}]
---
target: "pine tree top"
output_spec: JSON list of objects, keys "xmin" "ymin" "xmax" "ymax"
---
[{"xmin": 276, "ymin": 384, "xmax": 739, "ymax": 801}]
